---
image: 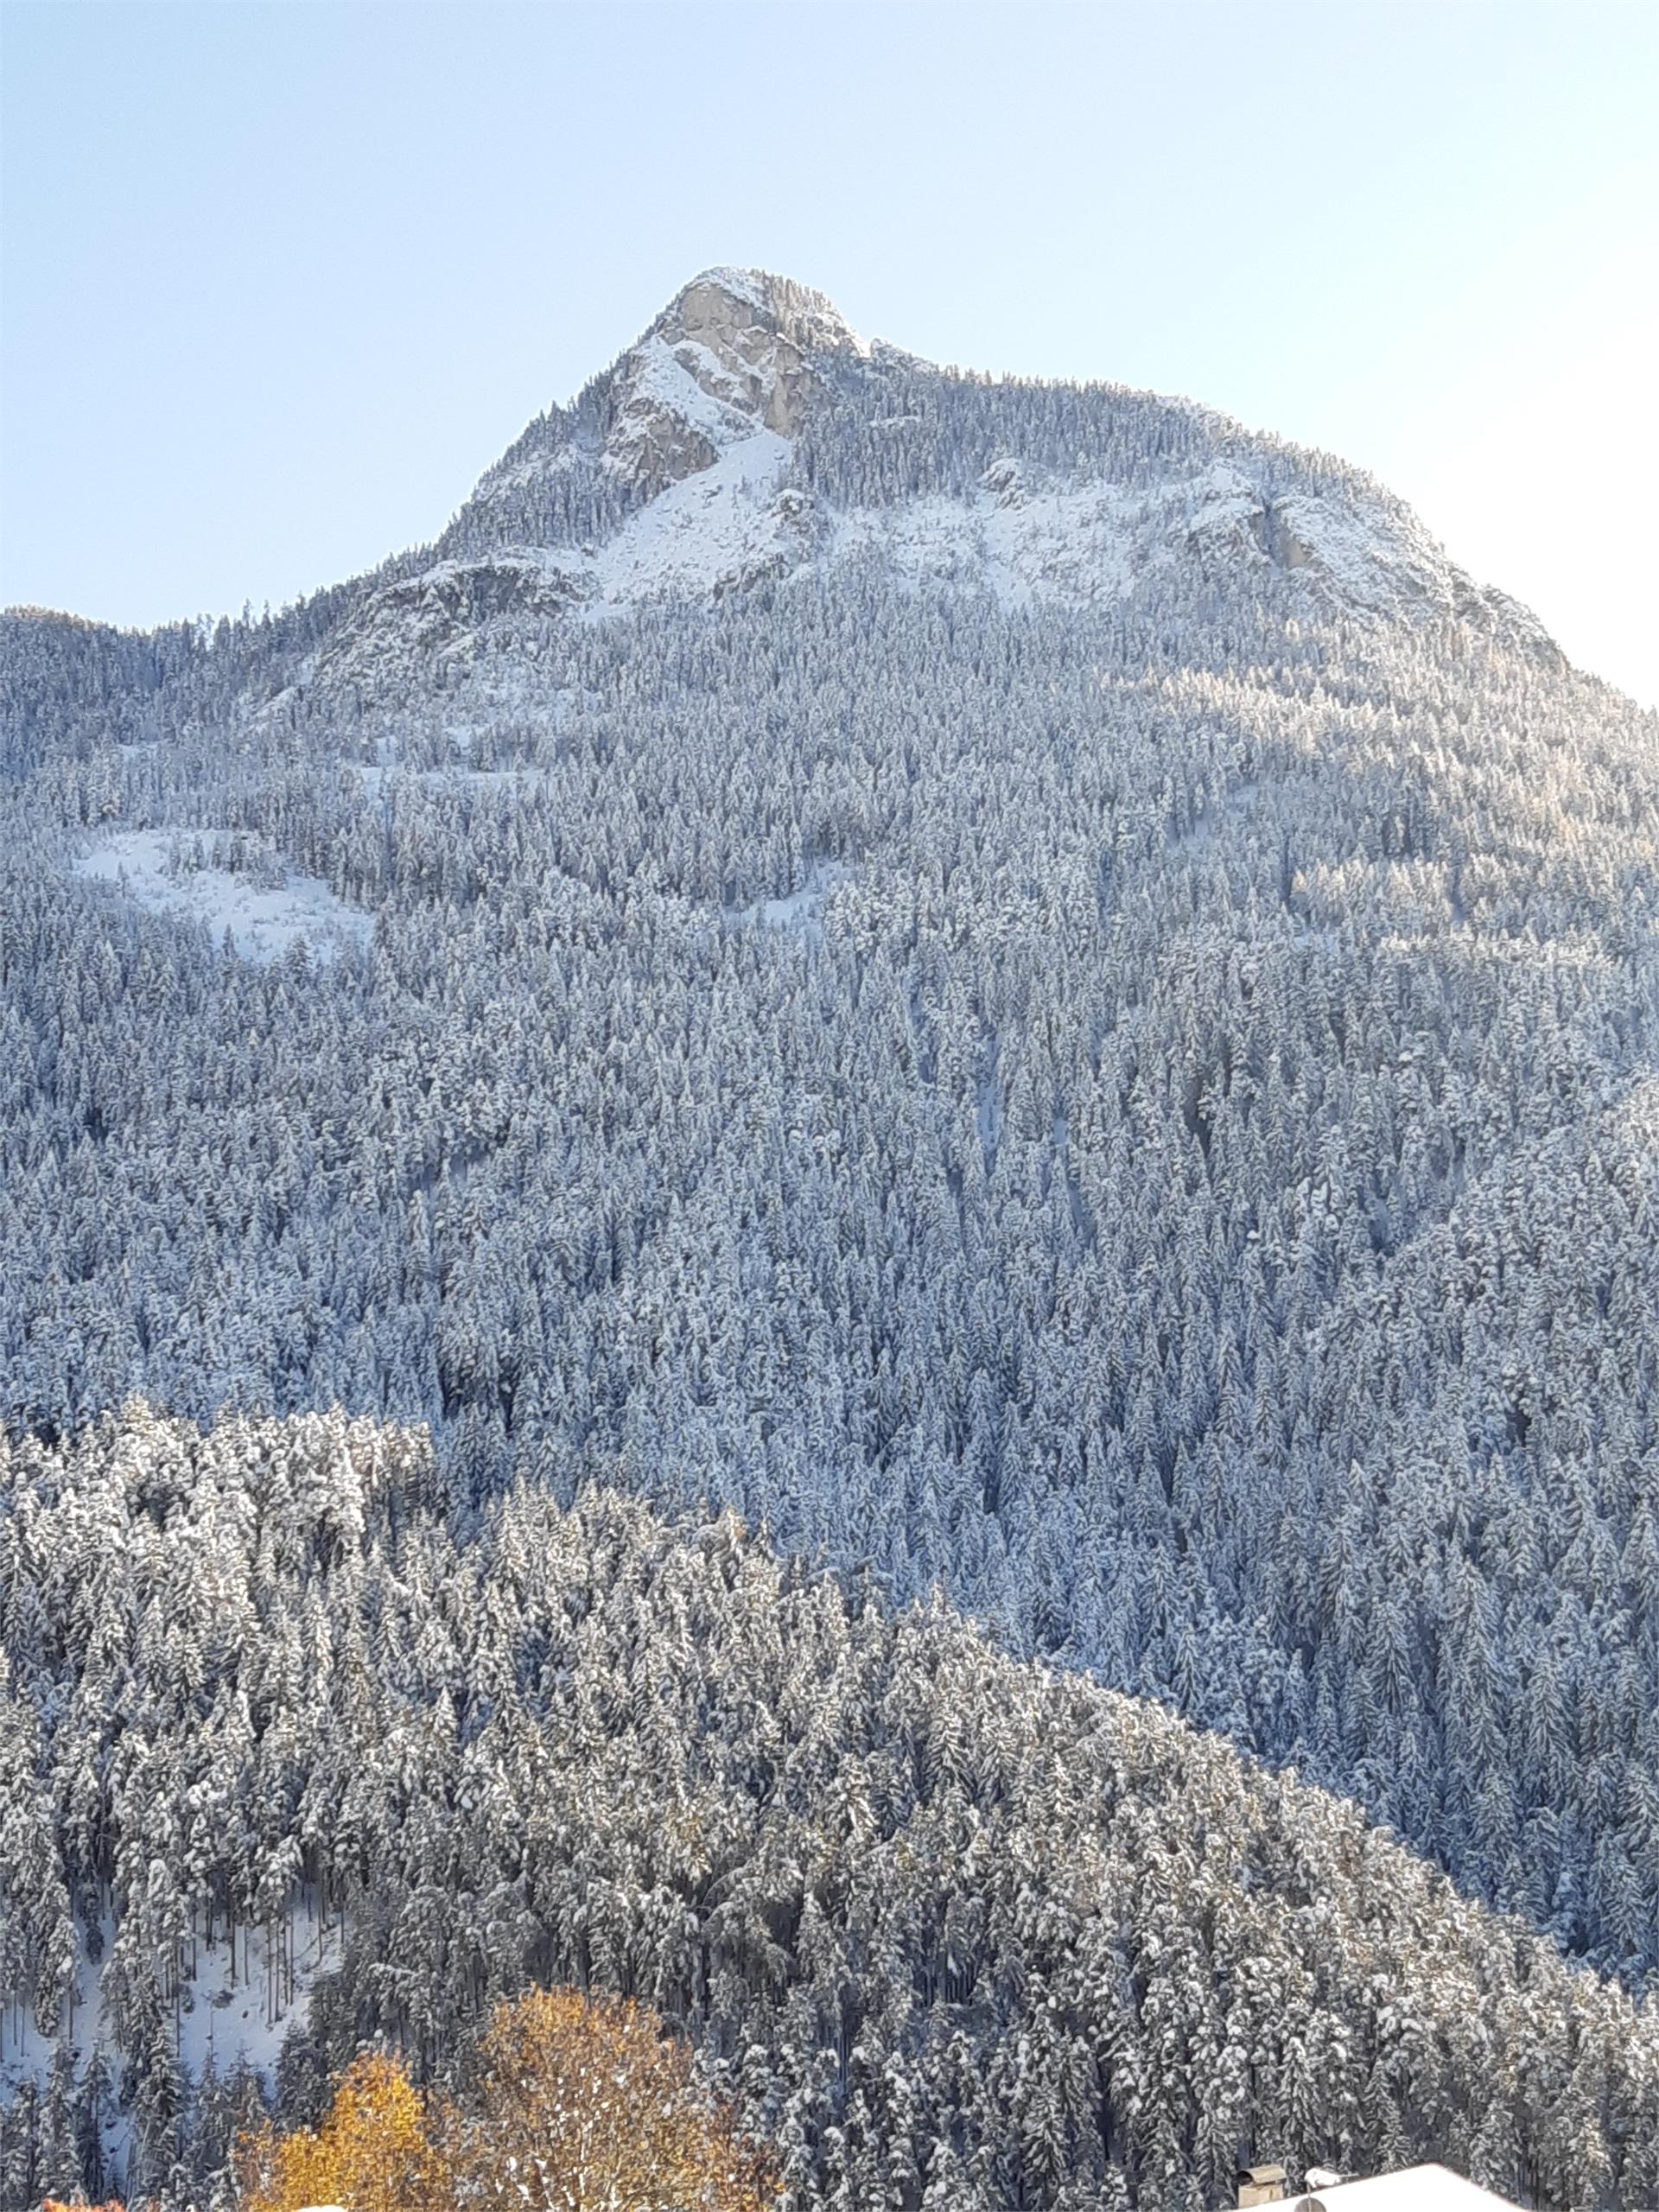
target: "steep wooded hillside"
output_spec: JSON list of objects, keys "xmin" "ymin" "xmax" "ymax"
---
[{"xmin": 2, "ymin": 1408, "xmax": 1655, "ymax": 2210}]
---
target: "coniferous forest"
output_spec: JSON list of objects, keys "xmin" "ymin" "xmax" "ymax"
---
[{"xmin": 3, "ymin": 271, "xmax": 1658, "ymax": 2208}]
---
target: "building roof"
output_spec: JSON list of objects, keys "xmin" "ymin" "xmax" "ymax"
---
[{"xmin": 1290, "ymin": 2167, "xmax": 1523, "ymax": 2212}]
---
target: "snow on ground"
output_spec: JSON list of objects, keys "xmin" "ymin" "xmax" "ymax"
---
[
  {"xmin": 828, "ymin": 458, "xmax": 1480, "ymax": 619},
  {"xmin": 327, "ymin": 436, "xmax": 796, "ymax": 696},
  {"xmin": 1, "ymin": 1899, "xmax": 336, "ymax": 2195},
  {"xmin": 735, "ymin": 860, "xmax": 853, "ymax": 937},
  {"xmin": 176, "ymin": 1898, "xmax": 338, "ymax": 2082},
  {"xmin": 585, "ymin": 427, "xmax": 796, "ymax": 610},
  {"xmin": 0, "ymin": 1913, "xmax": 128, "ymax": 2182},
  {"xmin": 613, "ymin": 330, "xmax": 766, "ymax": 454},
  {"xmin": 76, "ymin": 830, "xmax": 372, "ymax": 963},
  {"xmin": 575, "ymin": 450, "xmax": 1471, "ymax": 623},
  {"xmin": 830, "ymin": 464, "xmax": 1147, "ymax": 611}
]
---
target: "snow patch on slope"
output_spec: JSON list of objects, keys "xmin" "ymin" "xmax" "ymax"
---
[
  {"xmin": 0, "ymin": 1904, "xmax": 331, "ymax": 2194},
  {"xmin": 76, "ymin": 830, "xmax": 372, "ymax": 963},
  {"xmin": 322, "ymin": 438, "xmax": 804, "ymax": 695},
  {"xmin": 734, "ymin": 860, "xmax": 854, "ymax": 936},
  {"xmin": 619, "ymin": 331, "xmax": 760, "ymax": 448},
  {"xmin": 585, "ymin": 428, "xmax": 797, "ymax": 608},
  {"xmin": 830, "ymin": 462, "xmax": 1150, "ymax": 610},
  {"xmin": 177, "ymin": 1905, "xmax": 339, "ymax": 2080}
]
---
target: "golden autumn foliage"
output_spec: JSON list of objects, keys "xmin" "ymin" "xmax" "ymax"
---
[
  {"xmin": 235, "ymin": 2050, "xmax": 448, "ymax": 2212},
  {"xmin": 233, "ymin": 1987, "xmax": 777, "ymax": 2212},
  {"xmin": 448, "ymin": 1986, "xmax": 777, "ymax": 2212}
]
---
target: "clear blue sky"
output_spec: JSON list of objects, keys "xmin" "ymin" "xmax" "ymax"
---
[{"xmin": 3, "ymin": 1, "xmax": 1656, "ymax": 703}]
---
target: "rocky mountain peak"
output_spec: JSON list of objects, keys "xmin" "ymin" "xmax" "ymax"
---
[
  {"xmin": 603, "ymin": 268, "xmax": 865, "ymax": 492},
  {"xmin": 654, "ymin": 268, "xmax": 869, "ymax": 380}
]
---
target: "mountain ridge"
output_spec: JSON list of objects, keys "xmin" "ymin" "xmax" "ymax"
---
[
  {"xmin": 213, "ymin": 267, "xmax": 1539, "ymax": 715},
  {"xmin": 2, "ymin": 267, "xmax": 1563, "ymax": 700}
]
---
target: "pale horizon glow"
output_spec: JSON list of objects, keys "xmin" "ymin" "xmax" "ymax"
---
[{"xmin": 2, "ymin": 1, "xmax": 1656, "ymax": 706}]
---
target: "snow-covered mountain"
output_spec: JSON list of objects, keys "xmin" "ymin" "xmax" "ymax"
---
[
  {"xmin": 4, "ymin": 267, "xmax": 1659, "ymax": 2211},
  {"xmin": 308, "ymin": 267, "xmax": 1554, "ymax": 700}
]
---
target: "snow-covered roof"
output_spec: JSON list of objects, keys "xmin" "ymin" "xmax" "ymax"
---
[{"xmin": 1292, "ymin": 2167, "xmax": 1523, "ymax": 2212}]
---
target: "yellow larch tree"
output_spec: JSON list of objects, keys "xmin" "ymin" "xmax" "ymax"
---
[
  {"xmin": 445, "ymin": 1987, "xmax": 777, "ymax": 2212},
  {"xmin": 235, "ymin": 2050, "xmax": 449, "ymax": 2212}
]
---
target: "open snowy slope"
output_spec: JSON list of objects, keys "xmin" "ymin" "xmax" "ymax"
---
[{"xmin": 75, "ymin": 828, "xmax": 372, "ymax": 963}]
